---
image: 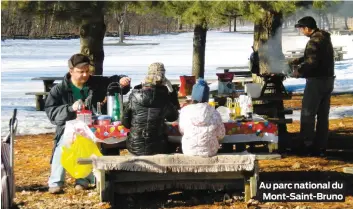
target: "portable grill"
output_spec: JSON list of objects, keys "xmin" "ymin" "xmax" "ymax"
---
[
  {"xmin": 259, "ymin": 73, "xmax": 289, "ymax": 97},
  {"xmin": 249, "ymin": 48, "xmax": 292, "ymax": 97}
]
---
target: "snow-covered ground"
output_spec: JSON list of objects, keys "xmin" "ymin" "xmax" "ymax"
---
[{"xmin": 1, "ymin": 29, "xmax": 353, "ymax": 136}]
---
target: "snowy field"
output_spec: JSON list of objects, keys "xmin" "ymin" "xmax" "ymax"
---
[{"xmin": 1, "ymin": 29, "xmax": 353, "ymax": 136}]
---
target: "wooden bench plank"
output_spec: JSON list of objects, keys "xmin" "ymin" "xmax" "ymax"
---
[
  {"xmin": 109, "ymin": 171, "xmax": 245, "ymax": 182},
  {"xmin": 25, "ymin": 92, "xmax": 48, "ymax": 96},
  {"xmin": 343, "ymin": 167, "xmax": 353, "ymax": 174},
  {"xmin": 253, "ymin": 104, "xmax": 293, "ymax": 115},
  {"xmin": 252, "ymin": 94, "xmax": 292, "ymax": 101},
  {"xmin": 267, "ymin": 118, "xmax": 293, "ymax": 124}
]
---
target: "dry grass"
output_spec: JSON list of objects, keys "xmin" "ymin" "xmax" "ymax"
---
[
  {"xmin": 11, "ymin": 93, "xmax": 353, "ymax": 209},
  {"xmin": 284, "ymin": 93, "xmax": 353, "ymax": 109}
]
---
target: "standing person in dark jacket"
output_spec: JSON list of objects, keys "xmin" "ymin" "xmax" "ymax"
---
[
  {"xmin": 122, "ymin": 63, "xmax": 179, "ymax": 156},
  {"xmin": 45, "ymin": 54, "xmax": 131, "ymax": 194},
  {"xmin": 291, "ymin": 16, "xmax": 335, "ymax": 156}
]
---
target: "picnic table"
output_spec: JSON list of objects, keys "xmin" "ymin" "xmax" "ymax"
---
[
  {"xmin": 31, "ymin": 77, "xmax": 64, "ymax": 92},
  {"xmin": 286, "ymin": 49, "xmax": 304, "ymax": 54},
  {"xmin": 286, "ymin": 45, "xmax": 347, "ymax": 61},
  {"xmin": 94, "ymin": 118, "xmax": 279, "ymax": 154},
  {"xmin": 26, "ymin": 77, "xmax": 64, "ymax": 111},
  {"xmin": 216, "ymin": 66, "xmax": 252, "ymax": 77}
]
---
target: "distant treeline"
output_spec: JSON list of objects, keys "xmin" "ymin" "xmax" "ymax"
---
[
  {"xmin": 1, "ymin": 10, "xmax": 184, "ymax": 39},
  {"xmin": 1, "ymin": 5, "xmax": 352, "ymax": 40}
]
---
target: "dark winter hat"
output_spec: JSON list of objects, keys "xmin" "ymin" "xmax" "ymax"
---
[
  {"xmin": 295, "ymin": 16, "xmax": 317, "ymax": 29},
  {"xmin": 68, "ymin": 54, "xmax": 91, "ymax": 69},
  {"xmin": 191, "ymin": 78, "xmax": 210, "ymax": 103}
]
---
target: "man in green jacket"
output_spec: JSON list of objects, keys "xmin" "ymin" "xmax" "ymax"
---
[
  {"xmin": 45, "ymin": 54, "xmax": 131, "ymax": 194},
  {"xmin": 291, "ymin": 16, "xmax": 335, "ymax": 157}
]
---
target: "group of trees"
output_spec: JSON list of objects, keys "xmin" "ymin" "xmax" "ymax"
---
[{"xmin": 1, "ymin": 1, "xmax": 353, "ymax": 77}]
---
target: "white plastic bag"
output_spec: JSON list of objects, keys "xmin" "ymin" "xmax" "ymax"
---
[
  {"xmin": 239, "ymin": 95, "xmax": 253, "ymax": 116},
  {"xmin": 62, "ymin": 120, "xmax": 97, "ymax": 147}
]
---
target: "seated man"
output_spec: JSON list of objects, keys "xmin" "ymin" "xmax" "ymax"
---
[
  {"xmin": 45, "ymin": 53, "xmax": 131, "ymax": 194},
  {"xmin": 179, "ymin": 79, "xmax": 225, "ymax": 157},
  {"xmin": 122, "ymin": 63, "xmax": 179, "ymax": 155}
]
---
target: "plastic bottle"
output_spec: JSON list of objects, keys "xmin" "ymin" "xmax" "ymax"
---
[
  {"xmin": 208, "ymin": 96, "xmax": 216, "ymax": 108},
  {"xmin": 96, "ymin": 102, "xmax": 102, "ymax": 116}
]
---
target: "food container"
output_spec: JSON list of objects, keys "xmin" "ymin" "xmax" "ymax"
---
[
  {"xmin": 96, "ymin": 115, "xmax": 111, "ymax": 126},
  {"xmin": 93, "ymin": 124, "xmax": 129, "ymax": 140},
  {"xmin": 245, "ymin": 83, "xmax": 262, "ymax": 98}
]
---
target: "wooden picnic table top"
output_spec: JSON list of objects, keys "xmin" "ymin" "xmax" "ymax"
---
[
  {"xmin": 286, "ymin": 49, "xmax": 304, "ymax": 53},
  {"xmin": 287, "ymin": 46, "xmax": 345, "ymax": 54},
  {"xmin": 216, "ymin": 66, "xmax": 249, "ymax": 70},
  {"xmin": 31, "ymin": 77, "xmax": 64, "ymax": 81}
]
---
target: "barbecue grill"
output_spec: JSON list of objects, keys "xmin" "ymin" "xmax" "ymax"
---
[{"xmin": 249, "ymin": 48, "xmax": 294, "ymax": 97}]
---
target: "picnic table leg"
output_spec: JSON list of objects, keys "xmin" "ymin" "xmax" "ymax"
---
[
  {"xmin": 244, "ymin": 161, "xmax": 259, "ymax": 202},
  {"xmin": 244, "ymin": 175, "xmax": 251, "ymax": 202},
  {"xmin": 35, "ymin": 94, "xmax": 45, "ymax": 111},
  {"xmin": 267, "ymin": 142, "xmax": 278, "ymax": 153},
  {"xmin": 94, "ymin": 169, "xmax": 106, "ymax": 202},
  {"xmin": 275, "ymin": 100, "xmax": 288, "ymax": 152},
  {"xmin": 43, "ymin": 80, "xmax": 55, "ymax": 92},
  {"xmin": 250, "ymin": 161, "xmax": 259, "ymax": 198}
]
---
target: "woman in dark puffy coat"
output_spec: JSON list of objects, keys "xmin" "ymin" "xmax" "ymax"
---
[{"xmin": 122, "ymin": 63, "xmax": 179, "ymax": 155}]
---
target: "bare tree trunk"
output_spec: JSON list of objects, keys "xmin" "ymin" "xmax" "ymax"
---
[
  {"xmin": 192, "ymin": 21, "xmax": 207, "ymax": 79},
  {"xmin": 118, "ymin": 3, "xmax": 128, "ymax": 43},
  {"xmin": 332, "ymin": 15, "xmax": 335, "ymax": 29},
  {"xmin": 344, "ymin": 16, "xmax": 349, "ymax": 30},
  {"xmin": 323, "ymin": 14, "xmax": 330, "ymax": 30},
  {"xmin": 318, "ymin": 12, "xmax": 322, "ymax": 29},
  {"xmin": 166, "ymin": 17, "xmax": 169, "ymax": 33},
  {"xmin": 228, "ymin": 15, "xmax": 231, "ymax": 32},
  {"xmin": 293, "ymin": 14, "xmax": 297, "ymax": 32},
  {"xmin": 177, "ymin": 15, "xmax": 182, "ymax": 30},
  {"xmin": 48, "ymin": 2, "xmax": 57, "ymax": 36},
  {"xmin": 253, "ymin": 11, "xmax": 285, "ymax": 74},
  {"xmin": 80, "ymin": 10, "xmax": 106, "ymax": 75},
  {"xmin": 233, "ymin": 16, "xmax": 237, "ymax": 32}
]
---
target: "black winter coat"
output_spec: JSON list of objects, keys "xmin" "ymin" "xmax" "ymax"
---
[
  {"xmin": 122, "ymin": 85, "xmax": 179, "ymax": 155},
  {"xmin": 45, "ymin": 73, "xmax": 130, "ymax": 145},
  {"xmin": 133, "ymin": 83, "xmax": 180, "ymax": 110},
  {"xmin": 293, "ymin": 29, "xmax": 334, "ymax": 78}
]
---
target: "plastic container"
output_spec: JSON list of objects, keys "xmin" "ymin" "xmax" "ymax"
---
[
  {"xmin": 216, "ymin": 106, "xmax": 231, "ymax": 122},
  {"xmin": 76, "ymin": 101, "xmax": 92, "ymax": 126},
  {"xmin": 244, "ymin": 83, "xmax": 262, "ymax": 98},
  {"xmin": 97, "ymin": 115, "xmax": 111, "ymax": 126}
]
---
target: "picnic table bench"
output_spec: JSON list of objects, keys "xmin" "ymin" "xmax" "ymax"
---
[
  {"xmin": 26, "ymin": 77, "xmax": 64, "ymax": 111},
  {"xmin": 77, "ymin": 153, "xmax": 281, "ymax": 205},
  {"xmin": 285, "ymin": 46, "xmax": 347, "ymax": 61}
]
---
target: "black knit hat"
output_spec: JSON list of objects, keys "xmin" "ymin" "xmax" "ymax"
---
[
  {"xmin": 295, "ymin": 16, "xmax": 317, "ymax": 29},
  {"xmin": 68, "ymin": 54, "xmax": 91, "ymax": 68}
]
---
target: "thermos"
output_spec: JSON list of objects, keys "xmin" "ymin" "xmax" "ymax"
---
[{"xmin": 107, "ymin": 82, "xmax": 124, "ymax": 121}]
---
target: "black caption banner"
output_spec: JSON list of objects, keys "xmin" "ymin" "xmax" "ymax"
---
[{"xmin": 257, "ymin": 181, "xmax": 346, "ymax": 202}]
